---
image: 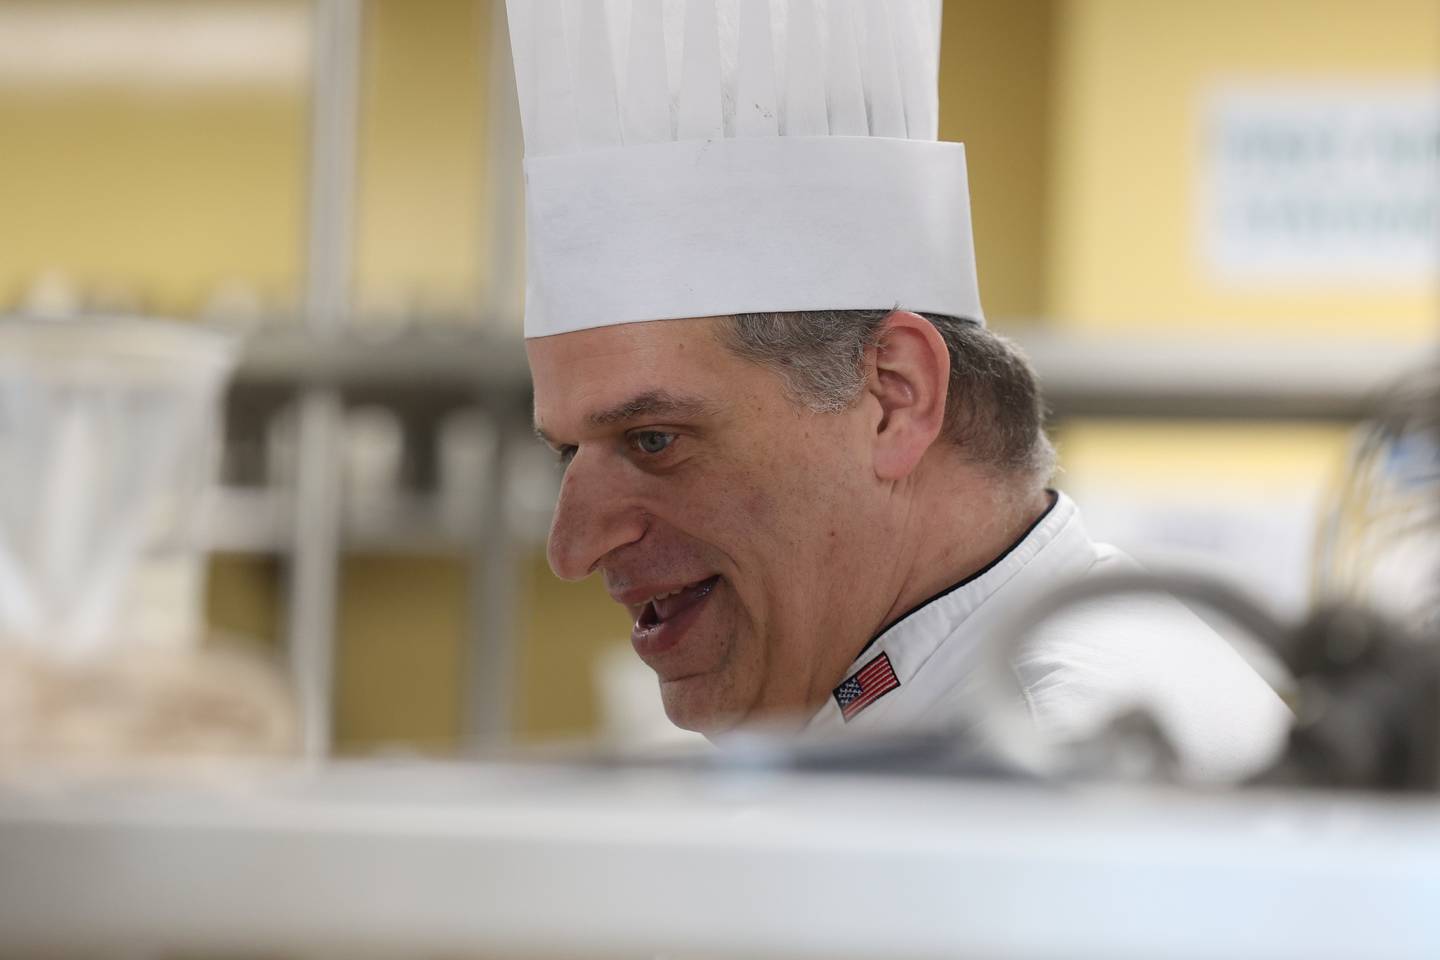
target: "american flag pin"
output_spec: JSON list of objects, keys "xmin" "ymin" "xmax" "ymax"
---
[{"xmin": 833, "ymin": 651, "xmax": 900, "ymax": 722}]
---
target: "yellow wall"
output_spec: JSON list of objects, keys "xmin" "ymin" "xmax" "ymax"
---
[
  {"xmin": 514, "ymin": 552, "xmax": 632, "ymax": 741},
  {"xmin": 1055, "ymin": 420, "xmax": 1353, "ymax": 499},
  {"xmin": 0, "ymin": 86, "xmax": 305, "ymax": 316},
  {"xmin": 1046, "ymin": 0, "xmax": 1440, "ymax": 335},
  {"xmin": 209, "ymin": 545, "xmax": 628, "ymax": 750},
  {"xmin": 332, "ymin": 556, "xmax": 467, "ymax": 752},
  {"xmin": 1041, "ymin": 1, "xmax": 1437, "ymax": 612},
  {"xmin": 0, "ymin": 0, "xmax": 494, "ymax": 320},
  {"xmin": 208, "ymin": 555, "xmax": 284, "ymax": 649},
  {"xmin": 939, "ymin": 0, "xmax": 1056, "ymax": 323},
  {"xmin": 356, "ymin": 0, "xmax": 489, "ymax": 316}
]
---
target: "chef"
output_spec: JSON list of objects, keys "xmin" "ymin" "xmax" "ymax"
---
[{"xmin": 508, "ymin": 0, "xmax": 1291, "ymax": 780}]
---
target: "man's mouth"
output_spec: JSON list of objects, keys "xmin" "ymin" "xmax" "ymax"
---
[{"xmin": 631, "ymin": 575, "xmax": 721, "ymax": 658}]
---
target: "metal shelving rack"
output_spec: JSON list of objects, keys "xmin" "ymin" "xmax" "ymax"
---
[
  {"xmin": 286, "ymin": 0, "xmax": 357, "ymax": 760},
  {"xmin": 256, "ymin": 0, "xmax": 534, "ymax": 755}
]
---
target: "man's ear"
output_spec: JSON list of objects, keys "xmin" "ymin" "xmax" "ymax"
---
[{"xmin": 866, "ymin": 311, "xmax": 950, "ymax": 482}]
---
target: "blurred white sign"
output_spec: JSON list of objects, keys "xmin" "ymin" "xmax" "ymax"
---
[{"xmin": 1202, "ymin": 84, "xmax": 1440, "ymax": 284}]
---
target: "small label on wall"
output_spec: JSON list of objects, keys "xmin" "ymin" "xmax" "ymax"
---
[{"xmin": 1201, "ymin": 83, "xmax": 1440, "ymax": 285}]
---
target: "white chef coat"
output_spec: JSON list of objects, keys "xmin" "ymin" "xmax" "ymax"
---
[{"xmin": 805, "ymin": 491, "xmax": 1293, "ymax": 781}]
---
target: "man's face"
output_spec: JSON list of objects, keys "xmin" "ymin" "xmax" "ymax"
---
[{"xmin": 528, "ymin": 316, "xmax": 889, "ymax": 733}]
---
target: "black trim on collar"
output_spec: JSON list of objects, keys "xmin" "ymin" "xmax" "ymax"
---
[{"xmin": 854, "ymin": 490, "xmax": 1061, "ymax": 661}]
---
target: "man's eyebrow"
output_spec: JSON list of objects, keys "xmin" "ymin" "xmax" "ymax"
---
[
  {"xmin": 585, "ymin": 390, "xmax": 715, "ymax": 427},
  {"xmin": 533, "ymin": 390, "xmax": 717, "ymax": 446}
]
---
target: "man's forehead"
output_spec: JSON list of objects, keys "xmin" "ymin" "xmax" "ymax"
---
[
  {"xmin": 534, "ymin": 312, "xmax": 728, "ymax": 351},
  {"xmin": 528, "ymin": 318, "xmax": 735, "ymax": 432}
]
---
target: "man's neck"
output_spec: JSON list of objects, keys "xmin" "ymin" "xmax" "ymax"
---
[
  {"xmin": 791, "ymin": 470, "xmax": 1052, "ymax": 727},
  {"xmin": 876, "ymin": 475, "xmax": 1053, "ymax": 639}
]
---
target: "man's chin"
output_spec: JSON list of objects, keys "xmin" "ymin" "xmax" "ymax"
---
[
  {"xmin": 657, "ymin": 674, "xmax": 744, "ymax": 735},
  {"xmin": 659, "ymin": 677, "xmax": 810, "ymax": 737}
]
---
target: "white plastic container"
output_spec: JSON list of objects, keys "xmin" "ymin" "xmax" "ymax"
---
[{"xmin": 0, "ymin": 315, "xmax": 237, "ymax": 658}]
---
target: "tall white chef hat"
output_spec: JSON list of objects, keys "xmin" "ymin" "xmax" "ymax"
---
[{"xmin": 507, "ymin": 0, "xmax": 983, "ymax": 338}]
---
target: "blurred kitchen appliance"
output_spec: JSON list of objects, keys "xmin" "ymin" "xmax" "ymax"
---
[
  {"xmin": 0, "ymin": 315, "xmax": 233, "ymax": 656},
  {"xmin": 0, "ymin": 315, "xmax": 296, "ymax": 764},
  {"xmin": 1315, "ymin": 363, "xmax": 1440, "ymax": 641},
  {"xmin": 981, "ymin": 363, "xmax": 1440, "ymax": 791}
]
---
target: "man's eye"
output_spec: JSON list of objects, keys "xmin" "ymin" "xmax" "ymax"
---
[{"xmin": 630, "ymin": 431, "xmax": 675, "ymax": 456}]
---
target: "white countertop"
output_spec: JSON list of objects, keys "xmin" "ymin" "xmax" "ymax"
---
[{"xmin": 1, "ymin": 758, "xmax": 1437, "ymax": 959}]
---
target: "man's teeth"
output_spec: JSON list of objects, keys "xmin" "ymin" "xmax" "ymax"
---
[{"xmin": 647, "ymin": 581, "xmax": 698, "ymax": 604}]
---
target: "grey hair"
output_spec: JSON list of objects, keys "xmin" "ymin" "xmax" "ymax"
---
[{"xmin": 717, "ymin": 309, "xmax": 1057, "ymax": 487}]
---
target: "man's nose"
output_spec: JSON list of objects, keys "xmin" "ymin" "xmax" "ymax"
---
[{"xmin": 546, "ymin": 451, "xmax": 647, "ymax": 581}]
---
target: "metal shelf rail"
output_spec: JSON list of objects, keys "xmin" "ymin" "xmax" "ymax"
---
[
  {"xmin": 268, "ymin": 0, "xmax": 530, "ymax": 754},
  {"xmin": 227, "ymin": 321, "xmax": 1427, "ymax": 421}
]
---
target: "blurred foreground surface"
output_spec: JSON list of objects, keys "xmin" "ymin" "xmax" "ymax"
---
[{"xmin": 1, "ymin": 757, "xmax": 1439, "ymax": 960}]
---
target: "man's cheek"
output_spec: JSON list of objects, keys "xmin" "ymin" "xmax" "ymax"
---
[
  {"xmin": 739, "ymin": 484, "xmax": 778, "ymax": 528},
  {"xmin": 678, "ymin": 467, "xmax": 778, "ymax": 534}
]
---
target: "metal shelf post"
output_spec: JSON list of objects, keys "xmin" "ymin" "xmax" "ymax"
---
[{"xmin": 287, "ymin": 0, "xmax": 362, "ymax": 757}]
